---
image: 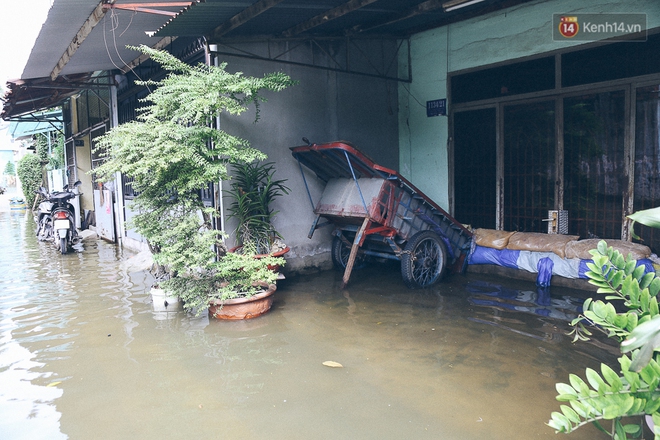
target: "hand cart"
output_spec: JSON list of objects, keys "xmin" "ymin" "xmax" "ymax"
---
[{"xmin": 290, "ymin": 140, "xmax": 473, "ymax": 288}]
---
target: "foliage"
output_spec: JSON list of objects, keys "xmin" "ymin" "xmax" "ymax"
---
[
  {"xmin": 34, "ymin": 134, "xmax": 49, "ymax": 164},
  {"xmin": 48, "ymin": 135, "xmax": 65, "ymax": 171},
  {"xmin": 16, "ymin": 153, "xmax": 43, "ymax": 208},
  {"xmin": 226, "ymin": 161, "xmax": 289, "ymax": 254},
  {"xmin": 33, "ymin": 133, "xmax": 65, "ymax": 171},
  {"xmin": 163, "ymin": 252, "xmax": 282, "ymax": 313},
  {"xmin": 4, "ymin": 161, "xmax": 15, "ymax": 175},
  {"xmin": 628, "ymin": 207, "xmax": 660, "ymax": 241},
  {"xmin": 92, "ymin": 46, "xmax": 295, "ymax": 315},
  {"xmin": 549, "ymin": 240, "xmax": 660, "ymax": 439}
]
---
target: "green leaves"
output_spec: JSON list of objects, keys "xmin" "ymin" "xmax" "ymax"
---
[
  {"xmin": 226, "ymin": 161, "xmax": 290, "ymax": 253},
  {"xmin": 550, "ymin": 240, "xmax": 660, "ymax": 439},
  {"xmin": 622, "ymin": 316, "xmax": 660, "ymax": 372},
  {"xmin": 628, "ymin": 207, "xmax": 660, "ymax": 240}
]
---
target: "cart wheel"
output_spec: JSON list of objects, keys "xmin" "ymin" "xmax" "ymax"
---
[
  {"xmin": 401, "ymin": 231, "xmax": 447, "ymax": 289},
  {"xmin": 331, "ymin": 235, "xmax": 366, "ymax": 271}
]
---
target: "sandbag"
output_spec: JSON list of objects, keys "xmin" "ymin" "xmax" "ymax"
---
[
  {"xmin": 564, "ymin": 238, "xmax": 651, "ymax": 260},
  {"xmin": 506, "ymin": 232, "xmax": 579, "ymax": 259},
  {"xmin": 474, "ymin": 228, "xmax": 516, "ymax": 250}
]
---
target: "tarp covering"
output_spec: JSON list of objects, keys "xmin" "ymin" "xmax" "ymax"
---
[{"xmin": 469, "ymin": 245, "xmax": 655, "ymax": 287}]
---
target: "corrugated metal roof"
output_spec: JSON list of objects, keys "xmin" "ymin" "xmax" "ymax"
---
[
  {"xmin": 19, "ymin": 0, "xmax": 535, "ymax": 81},
  {"xmin": 153, "ymin": 0, "xmax": 503, "ymax": 41},
  {"xmin": 4, "ymin": 0, "xmax": 532, "ymax": 119},
  {"xmin": 22, "ymin": 0, "xmax": 193, "ymax": 80}
]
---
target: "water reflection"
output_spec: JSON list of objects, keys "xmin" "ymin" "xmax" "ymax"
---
[
  {"xmin": 0, "ymin": 210, "xmax": 619, "ymax": 439},
  {"xmin": 467, "ymin": 280, "xmax": 584, "ymax": 321},
  {"xmin": 0, "ymin": 211, "xmax": 68, "ymax": 440},
  {"xmin": 465, "ymin": 280, "xmax": 586, "ymax": 343}
]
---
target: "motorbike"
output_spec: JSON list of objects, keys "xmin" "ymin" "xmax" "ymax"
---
[{"xmin": 35, "ymin": 181, "xmax": 82, "ymax": 254}]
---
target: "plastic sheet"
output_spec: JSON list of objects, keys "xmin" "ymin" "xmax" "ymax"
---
[
  {"xmin": 468, "ymin": 245, "xmax": 520, "ymax": 269},
  {"xmin": 536, "ymin": 257, "xmax": 554, "ymax": 288},
  {"xmin": 469, "ymin": 245, "xmax": 657, "ymax": 287}
]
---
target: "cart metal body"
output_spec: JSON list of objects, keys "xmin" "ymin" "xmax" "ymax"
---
[{"xmin": 291, "ymin": 141, "xmax": 473, "ymax": 288}]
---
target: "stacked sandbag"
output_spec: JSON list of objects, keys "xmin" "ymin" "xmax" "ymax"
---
[
  {"xmin": 473, "ymin": 228, "xmax": 516, "ymax": 250},
  {"xmin": 469, "ymin": 229, "xmax": 656, "ymax": 287},
  {"xmin": 564, "ymin": 238, "xmax": 651, "ymax": 260},
  {"xmin": 506, "ymin": 232, "xmax": 579, "ymax": 259}
]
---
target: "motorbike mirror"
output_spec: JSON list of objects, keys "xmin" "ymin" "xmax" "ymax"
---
[
  {"xmin": 74, "ymin": 180, "xmax": 82, "ymax": 187},
  {"xmin": 63, "ymin": 184, "xmax": 69, "ymax": 190}
]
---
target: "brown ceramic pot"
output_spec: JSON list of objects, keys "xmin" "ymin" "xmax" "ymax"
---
[{"xmin": 208, "ymin": 283, "xmax": 277, "ymax": 320}]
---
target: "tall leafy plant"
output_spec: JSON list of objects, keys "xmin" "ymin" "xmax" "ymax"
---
[
  {"xmin": 93, "ymin": 45, "xmax": 296, "ymax": 314},
  {"xmin": 226, "ymin": 161, "xmax": 289, "ymax": 254},
  {"xmin": 549, "ymin": 241, "xmax": 660, "ymax": 439}
]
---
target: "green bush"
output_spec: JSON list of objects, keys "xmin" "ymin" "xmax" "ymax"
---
[
  {"xmin": 93, "ymin": 46, "xmax": 296, "ymax": 316},
  {"xmin": 4, "ymin": 161, "xmax": 15, "ymax": 175},
  {"xmin": 16, "ymin": 153, "xmax": 43, "ymax": 208}
]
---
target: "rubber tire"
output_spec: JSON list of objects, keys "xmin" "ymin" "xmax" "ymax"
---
[
  {"xmin": 331, "ymin": 235, "xmax": 366, "ymax": 271},
  {"xmin": 400, "ymin": 231, "xmax": 447, "ymax": 289},
  {"xmin": 60, "ymin": 236, "xmax": 67, "ymax": 255}
]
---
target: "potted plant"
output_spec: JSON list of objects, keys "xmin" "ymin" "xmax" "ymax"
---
[
  {"xmin": 93, "ymin": 45, "xmax": 296, "ymax": 319},
  {"xmin": 226, "ymin": 160, "xmax": 290, "ymax": 258}
]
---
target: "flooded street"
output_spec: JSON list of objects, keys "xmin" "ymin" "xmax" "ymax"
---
[{"xmin": 0, "ymin": 206, "xmax": 617, "ymax": 439}]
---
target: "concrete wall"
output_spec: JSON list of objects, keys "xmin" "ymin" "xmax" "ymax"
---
[
  {"xmin": 398, "ymin": 0, "xmax": 660, "ymax": 213},
  {"xmin": 214, "ymin": 42, "xmax": 399, "ymax": 273}
]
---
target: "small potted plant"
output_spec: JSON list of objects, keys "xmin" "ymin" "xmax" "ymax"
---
[
  {"xmin": 92, "ymin": 45, "xmax": 295, "ymax": 319},
  {"xmin": 226, "ymin": 160, "xmax": 290, "ymax": 259}
]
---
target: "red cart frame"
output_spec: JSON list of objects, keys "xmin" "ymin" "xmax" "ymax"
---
[{"xmin": 291, "ymin": 141, "xmax": 473, "ymax": 288}]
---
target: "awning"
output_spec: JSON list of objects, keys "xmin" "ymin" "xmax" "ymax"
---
[{"xmin": 8, "ymin": 109, "xmax": 63, "ymax": 140}]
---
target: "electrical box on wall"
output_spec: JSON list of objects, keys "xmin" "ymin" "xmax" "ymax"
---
[{"xmin": 544, "ymin": 210, "xmax": 568, "ymax": 234}]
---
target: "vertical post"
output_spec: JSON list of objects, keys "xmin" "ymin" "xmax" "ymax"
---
[
  {"xmin": 110, "ymin": 82, "xmax": 125, "ymax": 247},
  {"xmin": 622, "ymin": 85, "xmax": 635, "ymax": 241},
  {"xmin": 496, "ymin": 102, "xmax": 504, "ymax": 230},
  {"xmin": 555, "ymin": 96, "xmax": 564, "ymax": 211},
  {"xmin": 342, "ymin": 217, "xmax": 369, "ymax": 288}
]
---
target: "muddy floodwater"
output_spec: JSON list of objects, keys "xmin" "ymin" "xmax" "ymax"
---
[{"xmin": 1, "ymin": 208, "xmax": 619, "ymax": 439}]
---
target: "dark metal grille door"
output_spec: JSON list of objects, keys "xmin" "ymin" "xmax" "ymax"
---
[
  {"xmin": 634, "ymin": 85, "xmax": 660, "ymax": 254},
  {"xmin": 453, "ymin": 108, "xmax": 497, "ymax": 229},
  {"xmin": 503, "ymin": 101, "xmax": 556, "ymax": 232},
  {"xmin": 563, "ymin": 91, "xmax": 626, "ymax": 239}
]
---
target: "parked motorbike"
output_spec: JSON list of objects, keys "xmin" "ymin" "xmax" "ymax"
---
[{"xmin": 35, "ymin": 181, "xmax": 82, "ymax": 254}]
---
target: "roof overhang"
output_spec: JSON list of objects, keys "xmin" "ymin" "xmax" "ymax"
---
[{"xmin": 2, "ymin": 0, "xmax": 533, "ymax": 120}]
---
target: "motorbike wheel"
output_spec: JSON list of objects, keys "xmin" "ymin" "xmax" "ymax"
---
[
  {"xmin": 400, "ymin": 231, "xmax": 447, "ymax": 289},
  {"xmin": 60, "ymin": 236, "xmax": 67, "ymax": 255}
]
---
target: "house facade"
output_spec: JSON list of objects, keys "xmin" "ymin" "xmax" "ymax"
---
[
  {"xmin": 400, "ymin": 0, "xmax": 660, "ymax": 254},
  {"xmin": 3, "ymin": 0, "xmax": 660, "ymax": 273}
]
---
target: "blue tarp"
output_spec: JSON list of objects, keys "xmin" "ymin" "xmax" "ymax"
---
[{"xmin": 469, "ymin": 245, "xmax": 655, "ymax": 287}]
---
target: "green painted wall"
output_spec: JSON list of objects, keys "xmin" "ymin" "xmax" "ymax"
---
[{"xmin": 398, "ymin": 0, "xmax": 660, "ymax": 211}]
